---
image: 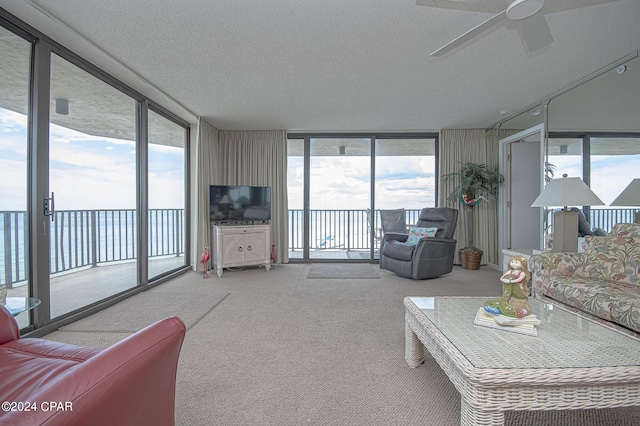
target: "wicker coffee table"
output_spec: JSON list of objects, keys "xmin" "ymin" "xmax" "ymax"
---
[{"xmin": 404, "ymin": 296, "xmax": 640, "ymax": 425}]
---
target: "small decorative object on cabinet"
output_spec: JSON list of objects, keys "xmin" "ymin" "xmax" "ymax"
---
[{"xmin": 214, "ymin": 225, "xmax": 271, "ymax": 277}]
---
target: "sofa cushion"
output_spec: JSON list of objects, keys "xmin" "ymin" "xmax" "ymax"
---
[
  {"xmin": 611, "ymin": 223, "xmax": 640, "ymax": 237},
  {"xmin": 382, "ymin": 240, "xmax": 415, "ymax": 260},
  {"xmin": 542, "ymin": 275, "xmax": 640, "ymax": 333},
  {"xmin": 576, "ymin": 235, "xmax": 640, "ymax": 286},
  {"xmin": 406, "ymin": 227, "xmax": 437, "ymax": 245}
]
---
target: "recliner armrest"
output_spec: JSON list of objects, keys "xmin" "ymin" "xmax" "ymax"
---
[{"xmin": 412, "ymin": 237, "xmax": 457, "ymax": 258}]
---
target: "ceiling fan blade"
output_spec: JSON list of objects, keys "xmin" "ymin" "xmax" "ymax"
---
[
  {"xmin": 431, "ymin": 10, "xmax": 507, "ymax": 57},
  {"xmin": 416, "ymin": 0, "xmax": 506, "ymax": 14},
  {"xmin": 517, "ymin": 11, "xmax": 553, "ymax": 52}
]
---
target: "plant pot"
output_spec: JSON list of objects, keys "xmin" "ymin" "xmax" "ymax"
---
[{"xmin": 460, "ymin": 248, "xmax": 482, "ymax": 270}]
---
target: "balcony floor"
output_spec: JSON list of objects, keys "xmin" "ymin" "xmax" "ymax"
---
[{"xmin": 8, "ymin": 256, "xmax": 185, "ymax": 329}]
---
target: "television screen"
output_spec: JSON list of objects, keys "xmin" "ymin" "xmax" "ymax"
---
[{"xmin": 210, "ymin": 185, "xmax": 271, "ymax": 223}]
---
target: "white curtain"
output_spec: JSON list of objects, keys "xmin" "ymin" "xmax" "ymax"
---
[
  {"xmin": 194, "ymin": 123, "xmax": 289, "ymax": 270},
  {"xmin": 194, "ymin": 118, "xmax": 219, "ymax": 271},
  {"xmin": 213, "ymin": 130, "xmax": 289, "ymax": 263},
  {"xmin": 439, "ymin": 129, "xmax": 499, "ymax": 265}
]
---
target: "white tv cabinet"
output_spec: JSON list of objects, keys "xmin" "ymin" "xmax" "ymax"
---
[{"xmin": 213, "ymin": 224, "xmax": 271, "ymax": 277}]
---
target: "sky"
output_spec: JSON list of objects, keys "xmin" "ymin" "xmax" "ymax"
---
[
  {"xmin": 548, "ymin": 154, "xmax": 640, "ymax": 206},
  {"xmin": 287, "ymin": 155, "xmax": 436, "ymax": 210},
  {"xmin": 0, "ymin": 109, "xmax": 185, "ymax": 211}
]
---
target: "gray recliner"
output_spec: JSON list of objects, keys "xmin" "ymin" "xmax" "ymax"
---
[{"xmin": 379, "ymin": 207, "xmax": 458, "ymax": 280}]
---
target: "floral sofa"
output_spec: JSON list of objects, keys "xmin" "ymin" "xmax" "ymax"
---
[{"xmin": 531, "ymin": 223, "xmax": 640, "ymax": 337}]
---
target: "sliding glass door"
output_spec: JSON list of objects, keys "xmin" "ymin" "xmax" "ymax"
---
[
  {"xmin": 48, "ymin": 54, "xmax": 139, "ymax": 318},
  {"xmin": 309, "ymin": 138, "xmax": 371, "ymax": 260},
  {"xmin": 374, "ymin": 138, "xmax": 437, "ymax": 258},
  {"xmin": 287, "ymin": 134, "xmax": 437, "ymax": 261},
  {"xmin": 0, "ymin": 13, "xmax": 191, "ymax": 332},
  {"xmin": 0, "ymin": 26, "xmax": 32, "ymax": 328}
]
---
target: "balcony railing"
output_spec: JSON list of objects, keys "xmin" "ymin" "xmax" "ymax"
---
[
  {"xmin": 1, "ymin": 209, "xmax": 184, "ymax": 288},
  {"xmin": 2, "ymin": 207, "xmax": 637, "ymax": 287},
  {"xmin": 289, "ymin": 209, "xmax": 423, "ymax": 252}
]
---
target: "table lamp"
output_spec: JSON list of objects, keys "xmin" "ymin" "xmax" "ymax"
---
[
  {"xmin": 610, "ymin": 178, "xmax": 640, "ymax": 223},
  {"xmin": 531, "ymin": 174, "xmax": 604, "ymax": 252}
]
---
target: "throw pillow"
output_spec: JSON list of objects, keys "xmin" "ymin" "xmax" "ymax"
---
[{"xmin": 406, "ymin": 227, "xmax": 438, "ymax": 245}]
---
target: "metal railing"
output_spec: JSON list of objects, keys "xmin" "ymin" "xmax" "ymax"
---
[
  {"xmin": 1, "ymin": 209, "xmax": 184, "ymax": 287},
  {"xmin": 3, "ymin": 207, "xmax": 638, "ymax": 286},
  {"xmin": 289, "ymin": 209, "xmax": 422, "ymax": 252},
  {"xmin": 589, "ymin": 208, "xmax": 638, "ymax": 231}
]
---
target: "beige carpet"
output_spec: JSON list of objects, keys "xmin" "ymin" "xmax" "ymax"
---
[
  {"xmin": 56, "ymin": 273, "xmax": 229, "ymax": 333},
  {"xmin": 42, "ymin": 264, "xmax": 640, "ymax": 425},
  {"xmin": 307, "ymin": 262, "xmax": 380, "ymax": 279}
]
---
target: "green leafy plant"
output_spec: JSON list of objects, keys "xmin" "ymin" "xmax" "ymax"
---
[{"xmin": 442, "ymin": 162, "xmax": 504, "ymax": 251}]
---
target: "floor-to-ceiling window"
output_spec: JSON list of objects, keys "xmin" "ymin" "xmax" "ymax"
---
[
  {"xmin": 148, "ymin": 109, "xmax": 188, "ymax": 279},
  {"xmin": 287, "ymin": 133, "xmax": 438, "ymax": 261},
  {"xmin": 0, "ymin": 11, "xmax": 191, "ymax": 333},
  {"xmin": 0, "ymin": 25, "xmax": 32, "ymax": 329}
]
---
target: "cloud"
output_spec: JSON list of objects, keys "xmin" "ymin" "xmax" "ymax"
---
[{"xmin": 290, "ymin": 155, "xmax": 437, "ymax": 210}]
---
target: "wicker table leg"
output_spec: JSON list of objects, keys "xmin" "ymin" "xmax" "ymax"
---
[
  {"xmin": 405, "ymin": 319, "xmax": 424, "ymax": 368},
  {"xmin": 460, "ymin": 399, "xmax": 504, "ymax": 426}
]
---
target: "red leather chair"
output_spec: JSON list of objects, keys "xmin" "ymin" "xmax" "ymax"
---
[{"xmin": 0, "ymin": 305, "xmax": 186, "ymax": 425}]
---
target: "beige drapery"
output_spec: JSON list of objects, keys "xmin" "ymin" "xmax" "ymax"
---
[
  {"xmin": 194, "ymin": 118, "xmax": 219, "ymax": 270},
  {"xmin": 194, "ymin": 123, "xmax": 289, "ymax": 266},
  {"xmin": 438, "ymin": 129, "xmax": 500, "ymax": 265}
]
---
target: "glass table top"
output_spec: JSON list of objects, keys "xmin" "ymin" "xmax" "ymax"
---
[
  {"xmin": 409, "ymin": 296, "xmax": 640, "ymax": 370},
  {"xmin": 4, "ymin": 297, "xmax": 41, "ymax": 316}
]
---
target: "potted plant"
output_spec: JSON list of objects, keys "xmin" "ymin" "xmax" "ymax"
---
[{"xmin": 442, "ymin": 162, "xmax": 504, "ymax": 270}]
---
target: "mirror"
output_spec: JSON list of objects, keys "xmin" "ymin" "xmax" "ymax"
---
[
  {"xmin": 495, "ymin": 50, "xmax": 640, "ymax": 258},
  {"xmin": 547, "ymin": 53, "xmax": 640, "ymax": 235}
]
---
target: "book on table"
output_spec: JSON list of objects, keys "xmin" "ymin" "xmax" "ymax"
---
[{"xmin": 473, "ymin": 307, "xmax": 539, "ymax": 337}]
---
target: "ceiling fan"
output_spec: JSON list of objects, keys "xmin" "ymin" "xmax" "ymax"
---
[{"xmin": 417, "ymin": 0, "xmax": 621, "ymax": 57}]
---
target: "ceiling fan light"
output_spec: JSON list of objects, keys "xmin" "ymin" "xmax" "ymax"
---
[{"xmin": 506, "ymin": 0, "xmax": 543, "ymax": 20}]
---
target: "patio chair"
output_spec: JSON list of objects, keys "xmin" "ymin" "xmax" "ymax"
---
[
  {"xmin": 379, "ymin": 207, "xmax": 458, "ymax": 280},
  {"xmin": 379, "ymin": 209, "xmax": 406, "ymax": 235}
]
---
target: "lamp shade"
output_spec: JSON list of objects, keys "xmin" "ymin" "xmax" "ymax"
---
[
  {"xmin": 610, "ymin": 179, "xmax": 640, "ymax": 206},
  {"xmin": 531, "ymin": 175, "xmax": 604, "ymax": 208}
]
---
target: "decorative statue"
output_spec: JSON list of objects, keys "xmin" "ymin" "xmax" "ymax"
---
[
  {"xmin": 484, "ymin": 255, "xmax": 532, "ymax": 318},
  {"xmin": 200, "ymin": 246, "xmax": 211, "ymax": 279}
]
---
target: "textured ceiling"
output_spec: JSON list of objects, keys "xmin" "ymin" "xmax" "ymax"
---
[{"xmin": 1, "ymin": 0, "xmax": 639, "ymax": 131}]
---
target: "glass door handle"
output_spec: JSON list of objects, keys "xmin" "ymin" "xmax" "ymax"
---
[{"xmin": 44, "ymin": 191, "xmax": 55, "ymax": 221}]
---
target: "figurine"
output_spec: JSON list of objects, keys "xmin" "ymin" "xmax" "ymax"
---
[
  {"xmin": 200, "ymin": 246, "xmax": 211, "ymax": 278},
  {"xmin": 484, "ymin": 255, "xmax": 532, "ymax": 318}
]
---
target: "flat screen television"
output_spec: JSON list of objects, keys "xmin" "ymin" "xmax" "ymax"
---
[{"xmin": 209, "ymin": 185, "xmax": 272, "ymax": 223}]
